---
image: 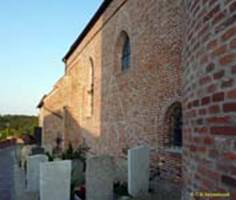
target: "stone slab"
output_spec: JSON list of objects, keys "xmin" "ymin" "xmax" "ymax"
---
[
  {"xmin": 128, "ymin": 145, "xmax": 150, "ymax": 197},
  {"xmin": 40, "ymin": 160, "xmax": 71, "ymax": 200},
  {"xmin": 86, "ymin": 155, "xmax": 114, "ymax": 200},
  {"xmin": 26, "ymin": 154, "xmax": 48, "ymax": 192}
]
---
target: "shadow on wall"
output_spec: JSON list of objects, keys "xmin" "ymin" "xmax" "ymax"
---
[{"xmin": 42, "ymin": 108, "xmax": 102, "ymax": 156}]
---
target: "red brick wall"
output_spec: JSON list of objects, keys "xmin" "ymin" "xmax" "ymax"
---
[
  {"xmin": 40, "ymin": 0, "xmax": 184, "ymax": 184},
  {"xmin": 183, "ymin": 0, "xmax": 236, "ymax": 199},
  {"xmin": 40, "ymin": 77, "xmax": 66, "ymax": 149},
  {"xmin": 97, "ymin": 0, "xmax": 184, "ymax": 184}
]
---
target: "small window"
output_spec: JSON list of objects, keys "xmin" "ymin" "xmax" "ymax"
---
[
  {"xmin": 121, "ymin": 35, "xmax": 131, "ymax": 71},
  {"xmin": 87, "ymin": 58, "xmax": 94, "ymax": 117},
  {"xmin": 165, "ymin": 102, "xmax": 183, "ymax": 148}
]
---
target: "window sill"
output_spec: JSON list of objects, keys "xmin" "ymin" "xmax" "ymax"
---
[{"xmin": 165, "ymin": 147, "xmax": 183, "ymax": 154}]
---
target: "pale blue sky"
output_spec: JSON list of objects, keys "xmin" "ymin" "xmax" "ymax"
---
[{"xmin": 0, "ymin": 0, "xmax": 102, "ymax": 115}]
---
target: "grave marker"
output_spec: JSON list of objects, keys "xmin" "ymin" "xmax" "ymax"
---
[
  {"xmin": 26, "ymin": 154, "xmax": 48, "ymax": 192},
  {"xmin": 40, "ymin": 160, "xmax": 71, "ymax": 200},
  {"xmin": 86, "ymin": 155, "xmax": 114, "ymax": 200},
  {"xmin": 128, "ymin": 145, "xmax": 150, "ymax": 197}
]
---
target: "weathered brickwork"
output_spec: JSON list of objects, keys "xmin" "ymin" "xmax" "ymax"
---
[
  {"xmin": 39, "ymin": 0, "xmax": 236, "ymax": 196},
  {"xmin": 39, "ymin": 78, "xmax": 66, "ymax": 148},
  {"xmin": 39, "ymin": 0, "xmax": 184, "ymax": 185},
  {"xmin": 183, "ymin": 0, "xmax": 236, "ymax": 199}
]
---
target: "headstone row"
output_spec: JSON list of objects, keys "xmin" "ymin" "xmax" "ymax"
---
[
  {"xmin": 26, "ymin": 145, "xmax": 150, "ymax": 200},
  {"xmin": 85, "ymin": 145, "xmax": 150, "ymax": 200}
]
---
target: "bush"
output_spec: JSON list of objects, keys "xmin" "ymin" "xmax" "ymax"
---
[
  {"xmin": 45, "ymin": 141, "xmax": 90, "ymax": 200},
  {"xmin": 114, "ymin": 181, "xmax": 129, "ymax": 196}
]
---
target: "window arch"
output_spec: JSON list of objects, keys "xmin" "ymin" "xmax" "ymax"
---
[
  {"xmin": 114, "ymin": 31, "xmax": 131, "ymax": 74},
  {"xmin": 164, "ymin": 102, "xmax": 183, "ymax": 148},
  {"xmin": 121, "ymin": 34, "xmax": 131, "ymax": 71},
  {"xmin": 87, "ymin": 57, "xmax": 94, "ymax": 116}
]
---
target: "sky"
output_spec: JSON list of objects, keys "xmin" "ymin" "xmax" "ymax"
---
[{"xmin": 0, "ymin": 0, "xmax": 102, "ymax": 116}]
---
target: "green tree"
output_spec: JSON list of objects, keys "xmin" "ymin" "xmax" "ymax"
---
[{"xmin": 0, "ymin": 115, "xmax": 38, "ymax": 140}]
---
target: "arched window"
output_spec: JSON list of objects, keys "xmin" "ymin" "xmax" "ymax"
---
[
  {"xmin": 87, "ymin": 58, "xmax": 94, "ymax": 116},
  {"xmin": 165, "ymin": 102, "xmax": 183, "ymax": 148},
  {"xmin": 121, "ymin": 34, "xmax": 131, "ymax": 71}
]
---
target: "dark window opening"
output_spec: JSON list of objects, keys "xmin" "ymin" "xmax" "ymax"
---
[
  {"xmin": 166, "ymin": 102, "xmax": 183, "ymax": 148},
  {"xmin": 88, "ymin": 58, "xmax": 94, "ymax": 116},
  {"xmin": 121, "ymin": 36, "xmax": 131, "ymax": 71}
]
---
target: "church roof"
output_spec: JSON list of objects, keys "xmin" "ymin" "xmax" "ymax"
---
[
  {"xmin": 37, "ymin": 95, "xmax": 47, "ymax": 108},
  {"xmin": 63, "ymin": 0, "xmax": 113, "ymax": 62}
]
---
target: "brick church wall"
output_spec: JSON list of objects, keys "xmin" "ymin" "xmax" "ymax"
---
[
  {"xmin": 182, "ymin": 0, "xmax": 236, "ymax": 199},
  {"xmin": 40, "ymin": 0, "xmax": 184, "ymax": 185},
  {"xmin": 40, "ymin": 77, "xmax": 66, "ymax": 148},
  {"xmin": 38, "ymin": 0, "xmax": 236, "ymax": 196}
]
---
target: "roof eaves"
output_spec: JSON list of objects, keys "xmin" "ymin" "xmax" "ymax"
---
[
  {"xmin": 37, "ymin": 95, "xmax": 47, "ymax": 109},
  {"xmin": 63, "ymin": 0, "xmax": 113, "ymax": 62}
]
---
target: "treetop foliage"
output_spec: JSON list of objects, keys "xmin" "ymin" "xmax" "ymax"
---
[{"xmin": 0, "ymin": 114, "xmax": 38, "ymax": 140}]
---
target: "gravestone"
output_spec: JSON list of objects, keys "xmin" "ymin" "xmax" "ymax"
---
[
  {"xmin": 27, "ymin": 155, "xmax": 48, "ymax": 192},
  {"xmin": 128, "ymin": 145, "xmax": 150, "ymax": 197},
  {"xmin": 86, "ymin": 155, "xmax": 114, "ymax": 200},
  {"xmin": 40, "ymin": 160, "xmax": 71, "ymax": 200}
]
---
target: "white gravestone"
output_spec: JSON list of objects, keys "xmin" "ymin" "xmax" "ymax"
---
[
  {"xmin": 26, "ymin": 154, "xmax": 48, "ymax": 192},
  {"xmin": 128, "ymin": 145, "xmax": 150, "ymax": 197},
  {"xmin": 40, "ymin": 160, "xmax": 71, "ymax": 200},
  {"xmin": 86, "ymin": 155, "xmax": 114, "ymax": 200}
]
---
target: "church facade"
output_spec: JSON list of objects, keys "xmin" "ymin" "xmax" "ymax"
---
[{"xmin": 38, "ymin": 0, "xmax": 236, "ymax": 198}]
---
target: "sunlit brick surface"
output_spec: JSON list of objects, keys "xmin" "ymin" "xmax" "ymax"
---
[{"xmin": 182, "ymin": 0, "xmax": 236, "ymax": 198}]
